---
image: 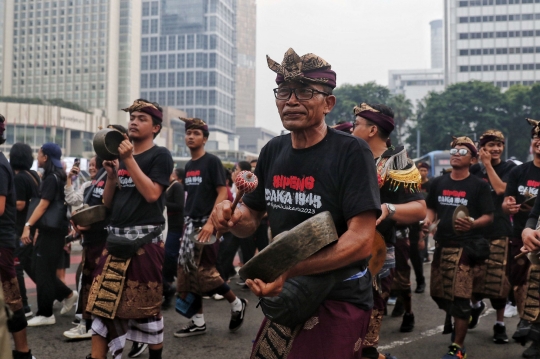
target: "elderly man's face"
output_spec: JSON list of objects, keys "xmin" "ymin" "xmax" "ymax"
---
[{"xmin": 275, "ymin": 81, "xmax": 335, "ymax": 132}]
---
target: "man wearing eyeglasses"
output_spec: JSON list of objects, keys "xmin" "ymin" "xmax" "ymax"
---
[
  {"xmin": 423, "ymin": 137, "xmax": 494, "ymax": 359},
  {"xmin": 351, "ymin": 103, "xmax": 426, "ymax": 359},
  {"xmin": 505, "ymin": 119, "xmax": 540, "ymax": 354},
  {"xmin": 211, "ymin": 48, "xmax": 381, "ymax": 358}
]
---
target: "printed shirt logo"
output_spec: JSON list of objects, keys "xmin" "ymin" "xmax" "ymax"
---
[
  {"xmin": 185, "ymin": 170, "xmax": 202, "ymax": 186},
  {"xmin": 91, "ymin": 179, "xmax": 105, "ymax": 198},
  {"xmin": 438, "ymin": 189, "xmax": 468, "ymax": 206},
  {"xmin": 266, "ymin": 175, "xmax": 321, "ymax": 214},
  {"xmin": 118, "ymin": 169, "xmax": 135, "ymax": 188},
  {"xmin": 518, "ymin": 179, "xmax": 540, "ymax": 197}
]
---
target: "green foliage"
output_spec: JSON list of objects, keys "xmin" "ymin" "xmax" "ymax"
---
[
  {"xmin": 325, "ymin": 82, "xmax": 391, "ymax": 125},
  {"xmin": 0, "ymin": 96, "xmax": 90, "ymax": 113},
  {"xmin": 387, "ymin": 94, "xmax": 413, "ymax": 144}
]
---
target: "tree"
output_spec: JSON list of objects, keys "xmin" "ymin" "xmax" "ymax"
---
[
  {"xmin": 405, "ymin": 81, "xmax": 506, "ymax": 156},
  {"xmin": 326, "ymin": 82, "xmax": 391, "ymax": 125},
  {"xmin": 387, "ymin": 94, "xmax": 413, "ymax": 145}
]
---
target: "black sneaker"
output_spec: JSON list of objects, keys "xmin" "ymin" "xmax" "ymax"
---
[
  {"xmin": 513, "ymin": 318, "xmax": 532, "ymax": 344},
  {"xmin": 127, "ymin": 342, "xmax": 148, "ymax": 358},
  {"xmin": 229, "ymin": 298, "xmax": 247, "ymax": 332},
  {"xmin": 174, "ymin": 321, "xmax": 206, "ymax": 338},
  {"xmin": 523, "ymin": 341, "xmax": 540, "ymax": 359},
  {"xmin": 23, "ymin": 305, "xmax": 33, "ymax": 318},
  {"xmin": 415, "ymin": 283, "xmax": 426, "ymax": 294},
  {"xmin": 493, "ymin": 323, "xmax": 509, "ymax": 344},
  {"xmin": 400, "ymin": 312, "xmax": 415, "ymax": 332},
  {"xmin": 12, "ymin": 350, "xmax": 35, "ymax": 359},
  {"xmin": 468, "ymin": 301, "xmax": 485, "ymax": 329},
  {"xmin": 391, "ymin": 299, "xmax": 405, "ymax": 317}
]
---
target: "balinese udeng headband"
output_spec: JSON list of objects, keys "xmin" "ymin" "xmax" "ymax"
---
[
  {"xmin": 527, "ymin": 118, "xmax": 540, "ymax": 138},
  {"xmin": 332, "ymin": 122, "xmax": 353, "ymax": 133},
  {"xmin": 478, "ymin": 129, "xmax": 505, "ymax": 147},
  {"xmin": 450, "ymin": 136, "xmax": 478, "ymax": 157},
  {"xmin": 353, "ymin": 103, "xmax": 395, "ymax": 134},
  {"xmin": 417, "ymin": 162, "xmax": 430, "ymax": 170},
  {"xmin": 180, "ymin": 117, "xmax": 209, "ymax": 133},
  {"xmin": 267, "ymin": 48, "xmax": 337, "ymax": 89},
  {"xmin": 122, "ymin": 100, "xmax": 163, "ymax": 121}
]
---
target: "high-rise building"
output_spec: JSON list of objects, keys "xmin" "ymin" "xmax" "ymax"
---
[
  {"xmin": 444, "ymin": 0, "xmax": 540, "ymax": 89},
  {"xmin": 389, "ymin": 19, "xmax": 445, "ymax": 109},
  {"xmin": 431, "ymin": 19, "xmax": 443, "ymax": 69},
  {"xmin": 0, "ymin": 0, "xmax": 5, "ymax": 91},
  {"xmin": 139, "ymin": 0, "xmax": 237, "ymax": 141},
  {"xmin": 234, "ymin": 0, "xmax": 255, "ymax": 127},
  {"xmin": 0, "ymin": 0, "xmax": 142, "ymax": 124}
]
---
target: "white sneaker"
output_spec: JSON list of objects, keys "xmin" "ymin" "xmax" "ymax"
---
[
  {"xmin": 60, "ymin": 290, "xmax": 79, "ymax": 315},
  {"xmin": 504, "ymin": 303, "xmax": 518, "ymax": 318},
  {"xmin": 63, "ymin": 323, "xmax": 93, "ymax": 339},
  {"xmin": 27, "ymin": 315, "xmax": 56, "ymax": 326},
  {"xmin": 213, "ymin": 294, "xmax": 224, "ymax": 301}
]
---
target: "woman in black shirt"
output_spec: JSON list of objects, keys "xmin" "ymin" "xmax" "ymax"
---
[{"xmin": 23, "ymin": 143, "xmax": 78, "ymax": 327}]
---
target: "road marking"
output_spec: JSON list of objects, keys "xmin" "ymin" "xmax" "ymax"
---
[{"xmin": 378, "ymin": 308, "xmax": 496, "ymax": 351}]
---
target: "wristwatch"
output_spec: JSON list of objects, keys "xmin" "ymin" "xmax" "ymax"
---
[
  {"xmin": 385, "ymin": 203, "xmax": 396, "ymax": 219},
  {"xmin": 24, "ymin": 222, "xmax": 32, "ymax": 228}
]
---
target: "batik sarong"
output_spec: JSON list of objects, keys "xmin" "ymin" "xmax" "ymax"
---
[{"xmin": 472, "ymin": 237, "xmax": 510, "ymax": 299}]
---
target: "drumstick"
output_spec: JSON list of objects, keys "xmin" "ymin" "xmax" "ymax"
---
[
  {"xmin": 215, "ymin": 171, "xmax": 258, "ymax": 240},
  {"xmin": 515, "ymin": 252, "xmax": 528, "ymax": 260}
]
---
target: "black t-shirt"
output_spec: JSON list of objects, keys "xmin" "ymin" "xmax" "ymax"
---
[
  {"xmin": 421, "ymin": 179, "xmax": 431, "ymax": 194},
  {"xmin": 470, "ymin": 161, "xmax": 516, "ymax": 238},
  {"xmin": 166, "ymin": 181, "xmax": 185, "ymax": 232},
  {"xmin": 14, "ymin": 170, "xmax": 40, "ymax": 236},
  {"xmin": 184, "ymin": 153, "xmax": 226, "ymax": 218},
  {"xmin": 242, "ymin": 128, "xmax": 381, "ymax": 308},
  {"xmin": 504, "ymin": 161, "xmax": 540, "ymax": 238},
  {"xmin": 40, "ymin": 173, "xmax": 65, "ymax": 202},
  {"xmin": 109, "ymin": 146, "xmax": 173, "ymax": 227},
  {"xmin": 427, "ymin": 174, "xmax": 494, "ymax": 242},
  {"xmin": 0, "ymin": 153, "xmax": 17, "ymax": 249},
  {"xmin": 81, "ymin": 168, "xmax": 109, "ymax": 242}
]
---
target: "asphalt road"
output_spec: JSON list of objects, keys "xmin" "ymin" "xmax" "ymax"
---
[{"xmin": 20, "ymin": 246, "xmax": 527, "ymax": 359}]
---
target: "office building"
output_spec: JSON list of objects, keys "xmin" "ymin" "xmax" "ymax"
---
[
  {"xmin": 445, "ymin": 0, "xmax": 540, "ymax": 89},
  {"xmin": 0, "ymin": 0, "xmax": 5, "ymax": 91},
  {"xmin": 236, "ymin": 126, "xmax": 276, "ymax": 154},
  {"xmin": 389, "ymin": 19, "xmax": 445, "ymax": 108},
  {"xmin": 234, "ymin": 0, "xmax": 256, "ymax": 127},
  {"xmin": 139, "ymin": 0, "xmax": 238, "ymax": 144},
  {"xmin": 1, "ymin": 0, "xmax": 142, "ymax": 124}
]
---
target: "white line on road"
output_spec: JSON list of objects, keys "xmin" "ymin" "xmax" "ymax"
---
[{"xmin": 378, "ymin": 308, "xmax": 496, "ymax": 351}]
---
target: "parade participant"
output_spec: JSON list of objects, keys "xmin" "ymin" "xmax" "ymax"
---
[
  {"xmin": 352, "ymin": 103, "xmax": 426, "ymax": 359},
  {"xmin": 0, "ymin": 115, "xmax": 36, "ymax": 359},
  {"xmin": 10, "ymin": 143, "xmax": 40, "ymax": 318},
  {"xmin": 424, "ymin": 137, "xmax": 494, "ymax": 359},
  {"xmin": 418, "ymin": 162, "xmax": 431, "ymax": 192},
  {"xmin": 24, "ymin": 143, "xmax": 77, "ymax": 327},
  {"xmin": 211, "ymin": 48, "xmax": 381, "ymax": 359},
  {"xmin": 162, "ymin": 167, "xmax": 185, "ymax": 309},
  {"xmin": 505, "ymin": 118, "xmax": 540, "ymax": 354},
  {"xmin": 174, "ymin": 117, "xmax": 247, "ymax": 338},
  {"xmin": 469, "ymin": 130, "xmax": 515, "ymax": 344},
  {"xmin": 86, "ymin": 99, "xmax": 173, "ymax": 359}
]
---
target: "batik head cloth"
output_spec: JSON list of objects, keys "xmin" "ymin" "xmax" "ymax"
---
[
  {"xmin": 478, "ymin": 129, "xmax": 505, "ymax": 147},
  {"xmin": 353, "ymin": 103, "xmax": 395, "ymax": 134},
  {"xmin": 267, "ymin": 48, "xmax": 337, "ymax": 88},
  {"xmin": 180, "ymin": 117, "xmax": 209, "ymax": 133},
  {"xmin": 450, "ymin": 136, "xmax": 477, "ymax": 157},
  {"xmin": 527, "ymin": 118, "xmax": 540, "ymax": 138},
  {"xmin": 332, "ymin": 121, "xmax": 353, "ymax": 133},
  {"xmin": 122, "ymin": 100, "xmax": 163, "ymax": 121}
]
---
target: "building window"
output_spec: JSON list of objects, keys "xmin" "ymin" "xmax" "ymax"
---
[
  {"xmin": 196, "ymin": 53, "xmax": 206, "ymax": 68},
  {"xmin": 150, "ymin": 37, "xmax": 158, "ymax": 51},
  {"xmin": 196, "ymin": 71, "xmax": 207, "ymax": 86},
  {"xmin": 151, "ymin": 1, "xmax": 159, "ymax": 15},
  {"xmin": 141, "ymin": 74, "xmax": 148, "ymax": 88},
  {"xmin": 459, "ymin": 49, "xmax": 469, "ymax": 56},
  {"xmin": 159, "ymin": 73, "xmax": 166, "ymax": 87},
  {"xmin": 168, "ymin": 36, "xmax": 176, "ymax": 51},
  {"xmin": 167, "ymin": 91, "xmax": 175, "ymax": 106},
  {"xmin": 150, "ymin": 19, "xmax": 158, "ymax": 34},
  {"xmin": 159, "ymin": 55, "xmax": 166, "ymax": 69},
  {"xmin": 187, "ymin": 35, "xmax": 195, "ymax": 49},
  {"xmin": 141, "ymin": 56, "xmax": 148, "ymax": 70},
  {"xmin": 177, "ymin": 54, "xmax": 185, "ymax": 68},
  {"xmin": 142, "ymin": 20, "xmax": 149, "ymax": 34},
  {"xmin": 177, "ymin": 90, "xmax": 184, "ymax": 105},
  {"xmin": 142, "ymin": 2, "xmax": 150, "ymax": 16},
  {"xmin": 177, "ymin": 72, "xmax": 185, "ymax": 86},
  {"xmin": 168, "ymin": 73, "xmax": 175, "ymax": 87},
  {"xmin": 159, "ymin": 36, "xmax": 167, "ymax": 51},
  {"xmin": 150, "ymin": 55, "xmax": 158, "ymax": 69},
  {"xmin": 141, "ymin": 38, "xmax": 149, "ymax": 52},
  {"xmin": 209, "ymin": 72, "xmax": 216, "ymax": 86},
  {"xmin": 459, "ymin": 66, "xmax": 469, "ymax": 72},
  {"xmin": 186, "ymin": 90, "xmax": 194, "ymax": 105},
  {"xmin": 187, "ymin": 53, "xmax": 194, "ymax": 68},
  {"xmin": 186, "ymin": 72, "xmax": 194, "ymax": 86},
  {"xmin": 196, "ymin": 90, "xmax": 207, "ymax": 105},
  {"xmin": 158, "ymin": 91, "xmax": 166, "ymax": 105},
  {"xmin": 209, "ymin": 90, "xmax": 216, "ymax": 105},
  {"xmin": 149, "ymin": 73, "xmax": 157, "ymax": 88},
  {"xmin": 178, "ymin": 36, "xmax": 185, "ymax": 50}
]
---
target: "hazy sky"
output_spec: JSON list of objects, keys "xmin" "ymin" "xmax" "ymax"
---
[{"xmin": 254, "ymin": 0, "xmax": 443, "ymax": 133}]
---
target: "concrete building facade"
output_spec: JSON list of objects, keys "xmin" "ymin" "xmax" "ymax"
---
[
  {"xmin": 236, "ymin": 126, "xmax": 276, "ymax": 154},
  {"xmin": 431, "ymin": 19, "xmax": 444, "ymax": 68},
  {"xmin": 1, "ymin": 0, "xmax": 142, "ymax": 124},
  {"xmin": 139, "ymin": 0, "xmax": 237, "ymax": 142},
  {"xmin": 444, "ymin": 0, "xmax": 540, "ymax": 89}
]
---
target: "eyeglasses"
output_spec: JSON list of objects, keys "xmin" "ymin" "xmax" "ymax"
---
[
  {"xmin": 351, "ymin": 120, "xmax": 372, "ymax": 132},
  {"xmin": 273, "ymin": 87, "xmax": 329, "ymax": 101},
  {"xmin": 449, "ymin": 148, "xmax": 470, "ymax": 156}
]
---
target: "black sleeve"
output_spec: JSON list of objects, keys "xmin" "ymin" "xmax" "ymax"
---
[
  {"xmin": 167, "ymin": 182, "xmax": 184, "ymax": 212},
  {"xmin": 425, "ymin": 177, "xmax": 440, "ymax": 210},
  {"xmin": 14, "ymin": 174, "xmax": 28, "ymax": 202},
  {"xmin": 242, "ymin": 145, "xmax": 268, "ymax": 212},
  {"xmin": 210, "ymin": 157, "xmax": 226, "ymax": 188},
  {"xmin": 0, "ymin": 166, "xmax": 10, "ymax": 197},
  {"xmin": 40, "ymin": 175, "xmax": 58, "ymax": 201},
  {"xmin": 504, "ymin": 165, "xmax": 522, "ymax": 197},
  {"xmin": 148, "ymin": 148, "xmax": 174, "ymax": 188},
  {"xmin": 501, "ymin": 162, "xmax": 517, "ymax": 183},
  {"xmin": 339, "ymin": 141, "xmax": 381, "ymax": 220},
  {"xmin": 477, "ymin": 181, "xmax": 495, "ymax": 215}
]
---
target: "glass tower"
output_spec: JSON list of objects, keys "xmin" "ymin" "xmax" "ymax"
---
[{"xmin": 140, "ymin": 0, "xmax": 237, "ymax": 134}]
